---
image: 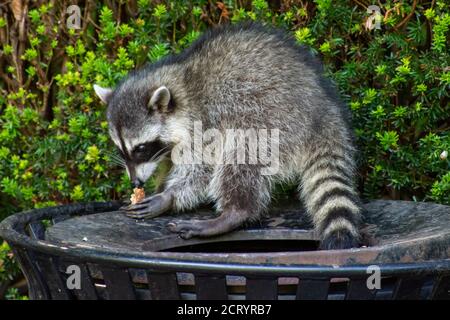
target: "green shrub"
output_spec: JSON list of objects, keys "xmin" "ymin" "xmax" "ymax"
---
[{"xmin": 0, "ymin": 0, "xmax": 449, "ymax": 298}]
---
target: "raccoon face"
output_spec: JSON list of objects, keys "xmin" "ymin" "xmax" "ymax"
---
[
  {"xmin": 94, "ymin": 84, "xmax": 173, "ymax": 187},
  {"xmin": 116, "ymin": 138, "xmax": 169, "ymax": 188}
]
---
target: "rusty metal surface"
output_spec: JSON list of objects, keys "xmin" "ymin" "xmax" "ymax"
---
[{"xmin": 40, "ymin": 200, "xmax": 450, "ymax": 267}]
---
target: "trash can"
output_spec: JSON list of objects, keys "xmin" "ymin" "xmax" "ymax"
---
[{"xmin": 0, "ymin": 200, "xmax": 449, "ymax": 300}]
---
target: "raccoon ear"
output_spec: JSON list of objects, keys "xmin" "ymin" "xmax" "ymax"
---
[
  {"xmin": 93, "ymin": 84, "xmax": 113, "ymax": 104},
  {"xmin": 149, "ymin": 86, "xmax": 173, "ymax": 112}
]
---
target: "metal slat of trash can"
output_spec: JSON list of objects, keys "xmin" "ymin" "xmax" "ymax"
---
[
  {"xmin": 147, "ymin": 271, "xmax": 180, "ymax": 300},
  {"xmin": 34, "ymin": 254, "xmax": 72, "ymax": 300},
  {"xmin": 296, "ymin": 279, "xmax": 330, "ymax": 300},
  {"xmin": 345, "ymin": 279, "xmax": 376, "ymax": 300},
  {"xmin": 392, "ymin": 277, "xmax": 426, "ymax": 300},
  {"xmin": 246, "ymin": 277, "xmax": 278, "ymax": 300},
  {"xmin": 195, "ymin": 274, "xmax": 228, "ymax": 300},
  {"xmin": 13, "ymin": 248, "xmax": 51, "ymax": 300},
  {"xmin": 100, "ymin": 266, "xmax": 136, "ymax": 300},
  {"xmin": 431, "ymin": 275, "xmax": 450, "ymax": 300},
  {"xmin": 28, "ymin": 221, "xmax": 46, "ymax": 240}
]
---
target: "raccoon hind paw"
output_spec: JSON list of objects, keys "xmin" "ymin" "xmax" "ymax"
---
[{"xmin": 319, "ymin": 228, "xmax": 359, "ymax": 250}]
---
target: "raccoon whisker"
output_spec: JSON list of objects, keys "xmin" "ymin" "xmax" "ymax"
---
[
  {"xmin": 105, "ymin": 149, "xmax": 124, "ymax": 157},
  {"xmin": 154, "ymin": 150, "xmax": 171, "ymax": 162},
  {"xmin": 106, "ymin": 153, "xmax": 126, "ymax": 167},
  {"xmin": 106, "ymin": 152, "xmax": 126, "ymax": 164},
  {"xmin": 108, "ymin": 159, "xmax": 126, "ymax": 168},
  {"xmin": 112, "ymin": 154, "xmax": 126, "ymax": 163},
  {"xmin": 150, "ymin": 146, "xmax": 170, "ymax": 162},
  {"xmin": 108, "ymin": 156, "xmax": 126, "ymax": 166}
]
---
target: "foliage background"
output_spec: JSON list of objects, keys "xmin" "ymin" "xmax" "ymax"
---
[{"xmin": 0, "ymin": 0, "xmax": 449, "ymax": 299}]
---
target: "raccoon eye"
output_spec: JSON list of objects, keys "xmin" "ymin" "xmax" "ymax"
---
[
  {"xmin": 132, "ymin": 141, "xmax": 166, "ymax": 162},
  {"xmin": 136, "ymin": 144, "xmax": 146, "ymax": 152},
  {"xmin": 133, "ymin": 145, "xmax": 148, "ymax": 161}
]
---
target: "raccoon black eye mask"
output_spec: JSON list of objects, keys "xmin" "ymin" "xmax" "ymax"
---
[
  {"xmin": 131, "ymin": 141, "xmax": 168, "ymax": 164},
  {"xmin": 95, "ymin": 22, "xmax": 362, "ymax": 250}
]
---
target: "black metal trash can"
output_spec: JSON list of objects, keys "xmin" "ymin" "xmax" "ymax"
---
[{"xmin": 0, "ymin": 200, "xmax": 449, "ymax": 300}]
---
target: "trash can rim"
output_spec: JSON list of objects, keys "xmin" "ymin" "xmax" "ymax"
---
[
  {"xmin": 2, "ymin": 215, "xmax": 450, "ymax": 276},
  {"xmin": 1, "ymin": 201, "xmax": 450, "ymax": 276}
]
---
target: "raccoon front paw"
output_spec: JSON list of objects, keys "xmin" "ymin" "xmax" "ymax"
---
[
  {"xmin": 319, "ymin": 228, "xmax": 359, "ymax": 250},
  {"xmin": 168, "ymin": 209, "xmax": 248, "ymax": 239},
  {"xmin": 122, "ymin": 192, "xmax": 173, "ymax": 219},
  {"xmin": 167, "ymin": 220, "xmax": 209, "ymax": 239}
]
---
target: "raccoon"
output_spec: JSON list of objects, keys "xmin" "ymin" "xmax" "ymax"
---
[{"xmin": 94, "ymin": 22, "xmax": 362, "ymax": 250}]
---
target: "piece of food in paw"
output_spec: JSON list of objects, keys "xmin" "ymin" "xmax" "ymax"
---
[{"xmin": 130, "ymin": 188, "xmax": 145, "ymax": 204}]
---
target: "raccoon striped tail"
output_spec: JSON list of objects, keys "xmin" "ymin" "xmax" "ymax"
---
[{"xmin": 300, "ymin": 151, "xmax": 362, "ymax": 250}]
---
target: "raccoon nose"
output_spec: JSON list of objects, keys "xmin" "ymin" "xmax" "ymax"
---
[{"xmin": 132, "ymin": 179, "xmax": 144, "ymax": 188}]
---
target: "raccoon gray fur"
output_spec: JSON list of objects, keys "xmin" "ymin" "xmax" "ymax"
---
[{"xmin": 94, "ymin": 22, "xmax": 362, "ymax": 250}]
